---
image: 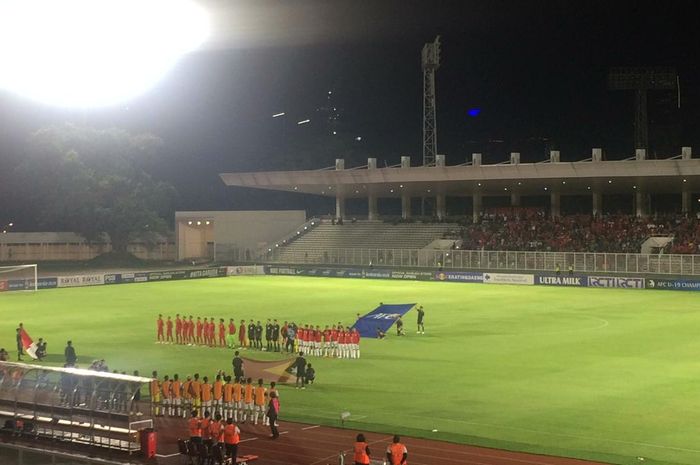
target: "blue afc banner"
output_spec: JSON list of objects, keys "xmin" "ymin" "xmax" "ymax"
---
[
  {"xmin": 646, "ymin": 278, "xmax": 700, "ymax": 291},
  {"xmin": 352, "ymin": 303, "xmax": 416, "ymax": 338}
]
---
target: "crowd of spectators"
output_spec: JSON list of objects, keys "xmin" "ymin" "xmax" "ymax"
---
[{"xmin": 452, "ymin": 208, "xmax": 700, "ymax": 254}]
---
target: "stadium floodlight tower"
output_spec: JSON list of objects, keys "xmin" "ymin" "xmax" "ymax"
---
[
  {"xmin": 422, "ymin": 35, "xmax": 441, "ymax": 166},
  {"xmin": 608, "ymin": 67, "xmax": 677, "ymax": 149}
]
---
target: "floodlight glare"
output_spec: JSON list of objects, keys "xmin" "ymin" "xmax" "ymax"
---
[{"xmin": 0, "ymin": 0, "xmax": 209, "ymax": 108}]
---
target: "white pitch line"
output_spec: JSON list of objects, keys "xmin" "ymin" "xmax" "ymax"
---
[
  {"xmin": 155, "ymin": 453, "xmax": 179, "ymax": 458},
  {"xmin": 240, "ymin": 437, "xmax": 258, "ymax": 443},
  {"xmin": 302, "ymin": 425, "xmax": 321, "ymax": 430},
  {"xmin": 280, "ymin": 431, "xmax": 289, "ymax": 435}
]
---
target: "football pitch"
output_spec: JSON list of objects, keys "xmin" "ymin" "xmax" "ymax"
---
[{"xmin": 2, "ymin": 275, "xmax": 700, "ymax": 465}]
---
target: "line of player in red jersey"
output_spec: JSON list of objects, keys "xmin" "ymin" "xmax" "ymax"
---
[
  {"xmin": 289, "ymin": 323, "xmax": 361, "ymax": 359},
  {"xmin": 156, "ymin": 315, "xmax": 361, "ymax": 358},
  {"xmin": 156, "ymin": 314, "xmax": 237, "ymax": 347}
]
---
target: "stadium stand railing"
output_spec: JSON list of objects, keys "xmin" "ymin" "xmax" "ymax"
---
[{"xmin": 228, "ymin": 246, "xmax": 700, "ymax": 275}]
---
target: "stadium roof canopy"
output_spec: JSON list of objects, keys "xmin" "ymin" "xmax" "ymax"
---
[{"xmin": 220, "ymin": 149, "xmax": 700, "ymax": 219}]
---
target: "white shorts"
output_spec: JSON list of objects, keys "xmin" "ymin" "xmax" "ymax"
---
[
  {"xmin": 314, "ymin": 341, "xmax": 321, "ymax": 349},
  {"xmin": 203, "ymin": 400, "xmax": 212, "ymax": 409},
  {"xmin": 173, "ymin": 398, "xmax": 181, "ymax": 406},
  {"xmin": 254, "ymin": 404, "xmax": 264, "ymax": 414},
  {"xmin": 214, "ymin": 399, "xmax": 222, "ymax": 407},
  {"xmin": 331, "ymin": 341, "xmax": 338, "ymax": 348},
  {"xmin": 225, "ymin": 401, "xmax": 234, "ymax": 410},
  {"xmin": 235, "ymin": 400, "xmax": 243, "ymax": 409},
  {"xmin": 245, "ymin": 402, "xmax": 253, "ymax": 411},
  {"xmin": 162, "ymin": 397, "xmax": 171, "ymax": 405}
]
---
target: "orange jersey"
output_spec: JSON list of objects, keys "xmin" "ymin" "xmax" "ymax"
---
[
  {"xmin": 209, "ymin": 420, "xmax": 223, "ymax": 442},
  {"xmin": 233, "ymin": 383, "xmax": 243, "ymax": 402},
  {"xmin": 223, "ymin": 383, "xmax": 234, "ymax": 403},
  {"xmin": 387, "ymin": 443, "xmax": 408, "ymax": 465},
  {"xmin": 200, "ymin": 418, "xmax": 211, "ymax": 439},
  {"xmin": 191, "ymin": 381, "xmax": 202, "ymax": 399},
  {"xmin": 244, "ymin": 384, "xmax": 254, "ymax": 403},
  {"xmin": 254, "ymin": 386, "xmax": 266, "ymax": 406},
  {"xmin": 223, "ymin": 424, "xmax": 240, "ymax": 445},
  {"xmin": 161, "ymin": 380, "xmax": 172, "ymax": 398},
  {"xmin": 213, "ymin": 381, "xmax": 223, "ymax": 400},
  {"xmin": 188, "ymin": 418, "xmax": 202, "ymax": 437},
  {"xmin": 172, "ymin": 380, "xmax": 181, "ymax": 399},
  {"xmin": 182, "ymin": 381, "xmax": 192, "ymax": 399},
  {"xmin": 201, "ymin": 383, "xmax": 212, "ymax": 402}
]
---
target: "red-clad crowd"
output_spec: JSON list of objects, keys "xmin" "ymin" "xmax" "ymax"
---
[{"xmin": 454, "ymin": 212, "xmax": 700, "ymax": 254}]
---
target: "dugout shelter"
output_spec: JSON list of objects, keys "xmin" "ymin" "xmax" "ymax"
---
[{"xmin": 0, "ymin": 362, "xmax": 153, "ymax": 453}]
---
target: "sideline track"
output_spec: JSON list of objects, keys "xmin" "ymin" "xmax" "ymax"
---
[{"xmin": 153, "ymin": 417, "xmax": 610, "ymax": 465}]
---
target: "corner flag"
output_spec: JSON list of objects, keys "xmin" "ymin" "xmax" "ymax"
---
[{"xmin": 20, "ymin": 328, "xmax": 38, "ymax": 359}]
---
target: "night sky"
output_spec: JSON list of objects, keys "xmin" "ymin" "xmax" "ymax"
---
[{"xmin": 1, "ymin": 0, "xmax": 698, "ymax": 222}]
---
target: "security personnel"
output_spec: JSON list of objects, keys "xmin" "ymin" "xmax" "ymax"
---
[
  {"xmin": 386, "ymin": 435, "xmax": 408, "ymax": 465},
  {"xmin": 353, "ymin": 433, "xmax": 371, "ymax": 465},
  {"xmin": 188, "ymin": 410, "xmax": 202, "ymax": 444},
  {"xmin": 209, "ymin": 413, "xmax": 224, "ymax": 444},
  {"xmin": 223, "ymin": 417, "xmax": 240, "ymax": 461}
]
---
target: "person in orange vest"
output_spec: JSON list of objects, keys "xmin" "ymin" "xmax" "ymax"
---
[
  {"xmin": 209, "ymin": 412, "xmax": 224, "ymax": 445},
  {"xmin": 253, "ymin": 378, "xmax": 267, "ymax": 425},
  {"xmin": 191, "ymin": 373, "xmax": 202, "ymax": 410},
  {"xmin": 150, "ymin": 371, "xmax": 161, "ymax": 416},
  {"xmin": 223, "ymin": 376, "xmax": 234, "ymax": 421},
  {"xmin": 353, "ymin": 433, "xmax": 371, "ymax": 465},
  {"xmin": 232, "ymin": 377, "xmax": 243, "ymax": 422},
  {"xmin": 386, "ymin": 435, "xmax": 408, "ymax": 465},
  {"xmin": 182, "ymin": 375, "xmax": 192, "ymax": 418},
  {"xmin": 242, "ymin": 377, "xmax": 254, "ymax": 423},
  {"xmin": 201, "ymin": 410, "xmax": 212, "ymax": 446},
  {"xmin": 188, "ymin": 410, "xmax": 202, "ymax": 445},
  {"xmin": 213, "ymin": 374, "xmax": 224, "ymax": 417},
  {"xmin": 161, "ymin": 375, "xmax": 172, "ymax": 417},
  {"xmin": 171, "ymin": 374, "xmax": 182, "ymax": 418},
  {"xmin": 223, "ymin": 417, "xmax": 240, "ymax": 461},
  {"xmin": 201, "ymin": 376, "xmax": 212, "ymax": 413}
]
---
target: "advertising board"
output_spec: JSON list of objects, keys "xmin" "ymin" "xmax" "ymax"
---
[
  {"xmin": 483, "ymin": 273, "xmax": 534, "ymax": 285},
  {"xmin": 646, "ymin": 278, "xmax": 700, "ymax": 291},
  {"xmin": 57, "ymin": 274, "xmax": 105, "ymax": 288},
  {"xmin": 587, "ymin": 276, "xmax": 644, "ymax": 289},
  {"xmin": 535, "ymin": 275, "xmax": 587, "ymax": 286}
]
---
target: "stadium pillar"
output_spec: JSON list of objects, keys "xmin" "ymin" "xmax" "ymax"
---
[
  {"xmin": 635, "ymin": 190, "xmax": 647, "ymax": 217},
  {"xmin": 436, "ymin": 194, "xmax": 446, "ymax": 220},
  {"xmin": 510, "ymin": 192, "xmax": 521, "ymax": 207},
  {"xmin": 472, "ymin": 193, "xmax": 482, "ymax": 223},
  {"xmin": 592, "ymin": 191, "xmax": 602, "ymax": 217},
  {"xmin": 336, "ymin": 195, "xmax": 345, "ymax": 220},
  {"xmin": 401, "ymin": 194, "xmax": 411, "ymax": 219},
  {"xmin": 682, "ymin": 189, "xmax": 690, "ymax": 214},
  {"xmin": 550, "ymin": 191, "xmax": 561, "ymax": 219},
  {"xmin": 368, "ymin": 195, "xmax": 378, "ymax": 220}
]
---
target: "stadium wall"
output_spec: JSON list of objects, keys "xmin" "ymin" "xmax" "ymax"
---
[
  {"xmin": 175, "ymin": 210, "xmax": 306, "ymax": 260},
  {"xmin": 0, "ymin": 232, "xmax": 174, "ymax": 261}
]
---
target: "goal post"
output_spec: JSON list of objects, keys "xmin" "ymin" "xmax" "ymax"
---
[{"xmin": 0, "ymin": 264, "xmax": 38, "ymax": 292}]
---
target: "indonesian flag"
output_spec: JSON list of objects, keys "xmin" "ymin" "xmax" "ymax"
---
[{"xmin": 20, "ymin": 328, "xmax": 38, "ymax": 360}]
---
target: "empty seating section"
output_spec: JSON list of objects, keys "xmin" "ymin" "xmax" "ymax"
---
[{"xmin": 274, "ymin": 220, "xmax": 458, "ymax": 263}]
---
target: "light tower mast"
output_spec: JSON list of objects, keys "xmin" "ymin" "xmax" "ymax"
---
[{"xmin": 422, "ymin": 35, "xmax": 441, "ymax": 166}]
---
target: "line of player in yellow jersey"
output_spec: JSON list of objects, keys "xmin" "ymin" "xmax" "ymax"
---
[{"xmin": 150, "ymin": 370, "xmax": 279, "ymax": 426}]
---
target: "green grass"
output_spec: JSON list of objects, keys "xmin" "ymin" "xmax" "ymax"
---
[{"xmin": 2, "ymin": 276, "xmax": 700, "ymax": 465}]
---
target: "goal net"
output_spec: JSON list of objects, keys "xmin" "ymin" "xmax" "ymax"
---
[{"xmin": 0, "ymin": 264, "xmax": 38, "ymax": 292}]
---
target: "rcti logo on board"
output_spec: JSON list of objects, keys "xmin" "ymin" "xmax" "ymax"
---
[{"xmin": 587, "ymin": 276, "xmax": 644, "ymax": 289}]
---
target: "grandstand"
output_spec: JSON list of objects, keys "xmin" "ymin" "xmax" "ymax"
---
[{"xmin": 273, "ymin": 219, "xmax": 458, "ymax": 263}]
